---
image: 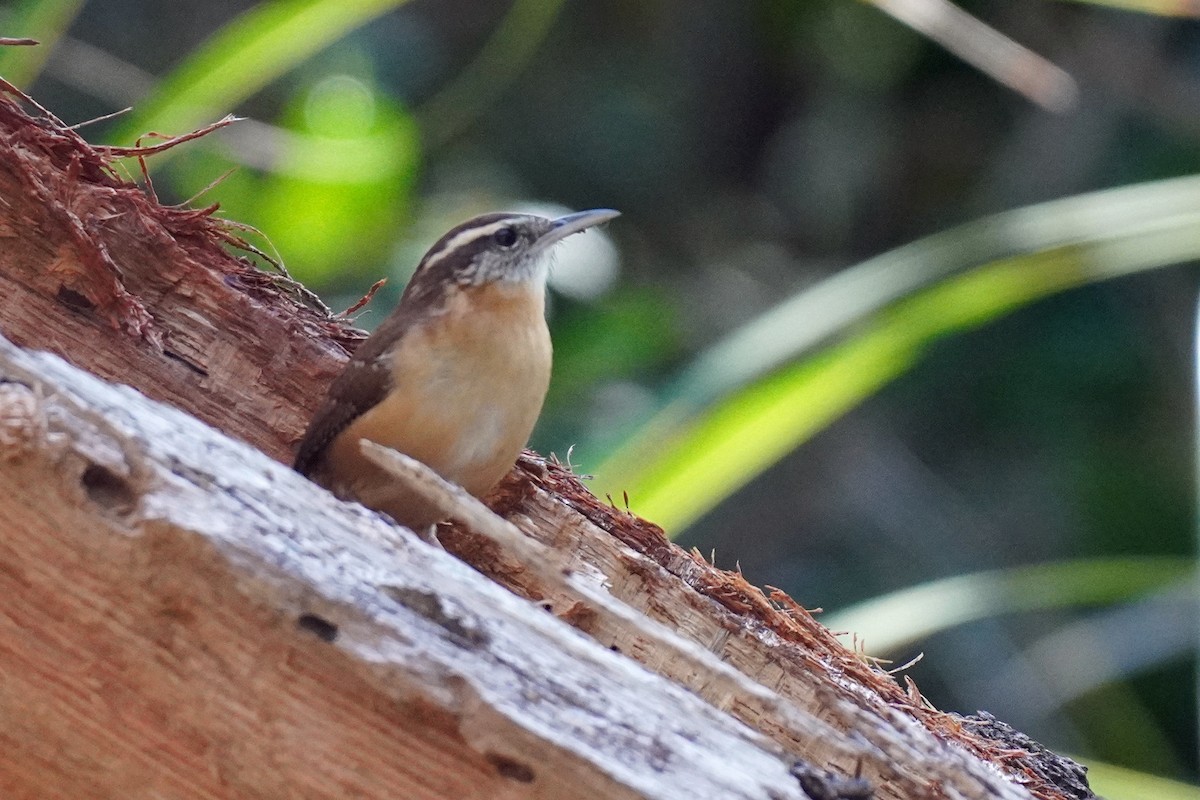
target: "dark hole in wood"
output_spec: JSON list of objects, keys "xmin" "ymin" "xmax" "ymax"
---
[
  {"xmin": 81, "ymin": 463, "xmax": 136, "ymax": 515},
  {"xmin": 485, "ymin": 753, "xmax": 535, "ymax": 783},
  {"xmin": 162, "ymin": 348, "xmax": 209, "ymax": 377},
  {"xmin": 297, "ymin": 613, "xmax": 338, "ymax": 642},
  {"xmin": 56, "ymin": 286, "xmax": 94, "ymax": 312},
  {"xmin": 790, "ymin": 761, "xmax": 875, "ymax": 800}
]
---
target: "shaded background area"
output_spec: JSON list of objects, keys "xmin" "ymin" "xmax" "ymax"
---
[{"xmin": 3, "ymin": 0, "xmax": 1198, "ymax": 789}]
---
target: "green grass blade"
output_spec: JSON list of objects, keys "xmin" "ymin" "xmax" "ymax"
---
[
  {"xmin": 417, "ymin": 0, "xmax": 567, "ymax": 146},
  {"xmin": 1085, "ymin": 756, "xmax": 1200, "ymax": 800},
  {"xmin": 820, "ymin": 557, "xmax": 1192, "ymax": 654},
  {"xmin": 591, "ymin": 174, "xmax": 1200, "ymax": 533},
  {"xmin": 0, "ymin": 0, "xmax": 85, "ymax": 86},
  {"xmin": 113, "ymin": 0, "xmax": 565, "ymax": 148},
  {"xmin": 673, "ymin": 174, "xmax": 1200, "ymax": 412},
  {"xmin": 112, "ymin": 0, "xmax": 406, "ymax": 144},
  {"xmin": 1056, "ymin": 0, "xmax": 1200, "ymax": 16}
]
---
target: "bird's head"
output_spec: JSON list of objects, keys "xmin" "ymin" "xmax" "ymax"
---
[{"xmin": 406, "ymin": 209, "xmax": 620, "ymax": 295}]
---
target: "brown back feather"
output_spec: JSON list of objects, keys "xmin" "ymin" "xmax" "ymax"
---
[
  {"xmin": 294, "ymin": 212, "xmax": 523, "ymax": 474},
  {"xmin": 293, "ymin": 293, "xmax": 444, "ymax": 475}
]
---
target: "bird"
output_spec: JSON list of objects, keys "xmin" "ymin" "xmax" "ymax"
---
[{"xmin": 294, "ymin": 208, "xmax": 620, "ymax": 532}]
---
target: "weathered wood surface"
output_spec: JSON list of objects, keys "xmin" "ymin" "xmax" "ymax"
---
[
  {"xmin": 372, "ymin": 450, "xmax": 1061, "ymax": 800},
  {"xmin": 0, "ymin": 84, "xmax": 1091, "ymax": 799},
  {"xmin": 0, "ymin": 90, "xmax": 355, "ymax": 463},
  {"xmin": 0, "ymin": 338, "xmax": 814, "ymax": 800}
]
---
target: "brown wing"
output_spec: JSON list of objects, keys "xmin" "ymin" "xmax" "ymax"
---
[
  {"xmin": 295, "ymin": 234, "xmax": 461, "ymax": 475},
  {"xmin": 293, "ymin": 354, "xmax": 392, "ymax": 475}
]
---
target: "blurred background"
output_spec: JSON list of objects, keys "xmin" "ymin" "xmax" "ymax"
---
[{"xmin": 2, "ymin": 0, "xmax": 1199, "ymax": 794}]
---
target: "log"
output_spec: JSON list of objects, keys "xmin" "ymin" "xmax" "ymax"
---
[
  {"xmin": 0, "ymin": 79, "xmax": 1093, "ymax": 799},
  {"xmin": 0, "ymin": 339, "xmax": 813, "ymax": 799},
  {"xmin": 0, "ymin": 85, "xmax": 354, "ymax": 464}
]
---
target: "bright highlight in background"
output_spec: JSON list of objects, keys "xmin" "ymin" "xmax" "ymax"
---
[
  {"xmin": 305, "ymin": 74, "xmax": 377, "ymax": 136},
  {"xmin": 518, "ymin": 202, "xmax": 621, "ymax": 302}
]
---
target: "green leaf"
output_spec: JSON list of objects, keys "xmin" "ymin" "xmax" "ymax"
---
[
  {"xmin": 1056, "ymin": 0, "xmax": 1200, "ymax": 16},
  {"xmin": 590, "ymin": 174, "xmax": 1200, "ymax": 534},
  {"xmin": 112, "ymin": 0, "xmax": 407, "ymax": 145},
  {"xmin": 1085, "ymin": 756, "xmax": 1200, "ymax": 800},
  {"xmin": 0, "ymin": 0, "xmax": 85, "ymax": 87},
  {"xmin": 165, "ymin": 74, "xmax": 420, "ymax": 285},
  {"xmin": 820, "ymin": 557, "xmax": 1192, "ymax": 653},
  {"xmin": 416, "ymin": 0, "xmax": 568, "ymax": 145}
]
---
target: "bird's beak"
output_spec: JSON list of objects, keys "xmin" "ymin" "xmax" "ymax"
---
[{"xmin": 535, "ymin": 208, "xmax": 621, "ymax": 251}]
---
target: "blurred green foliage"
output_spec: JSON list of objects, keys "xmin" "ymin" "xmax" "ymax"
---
[
  {"xmin": 112, "ymin": 0, "xmax": 407, "ymax": 144},
  {"xmin": 593, "ymin": 175, "xmax": 1200, "ymax": 531},
  {"xmin": 542, "ymin": 287, "xmax": 681, "ymax": 429},
  {"xmin": 168, "ymin": 73, "xmax": 420, "ymax": 285},
  {"xmin": 1087, "ymin": 755, "xmax": 1200, "ymax": 800},
  {"xmin": 0, "ymin": 0, "xmax": 83, "ymax": 85},
  {"xmin": 825, "ymin": 556, "xmax": 1192, "ymax": 651}
]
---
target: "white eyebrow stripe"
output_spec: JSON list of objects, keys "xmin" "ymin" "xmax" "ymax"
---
[{"xmin": 419, "ymin": 220, "xmax": 517, "ymax": 273}]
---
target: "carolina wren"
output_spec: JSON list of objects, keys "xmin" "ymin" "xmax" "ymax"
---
[{"xmin": 294, "ymin": 208, "xmax": 620, "ymax": 530}]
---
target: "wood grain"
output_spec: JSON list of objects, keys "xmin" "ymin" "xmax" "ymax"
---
[
  {"xmin": 0, "ymin": 86, "xmax": 1091, "ymax": 800},
  {"xmin": 0, "ymin": 92, "xmax": 355, "ymax": 464},
  {"xmin": 0, "ymin": 338, "xmax": 809, "ymax": 800}
]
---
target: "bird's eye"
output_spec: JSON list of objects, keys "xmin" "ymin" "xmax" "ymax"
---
[{"xmin": 493, "ymin": 227, "xmax": 518, "ymax": 248}]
